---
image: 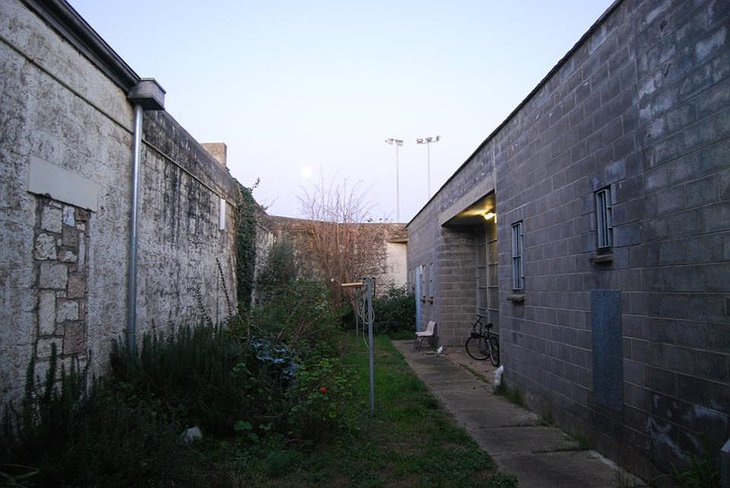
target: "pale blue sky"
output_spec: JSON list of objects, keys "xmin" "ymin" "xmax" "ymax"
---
[{"xmin": 70, "ymin": 0, "xmax": 615, "ymax": 221}]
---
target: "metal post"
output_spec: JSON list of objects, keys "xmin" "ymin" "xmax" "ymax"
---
[
  {"xmin": 355, "ymin": 290, "xmax": 360, "ymax": 337},
  {"xmin": 396, "ymin": 145, "xmax": 400, "ymax": 221},
  {"xmin": 385, "ymin": 138, "xmax": 404, "ymax": 221},
  {"xmin": 416, "ymin": 135, "xmax": 440, "ymax": 199},
  {"xmin": 366, "ymin": 277, "xmax": 375, "ymax": 416}
]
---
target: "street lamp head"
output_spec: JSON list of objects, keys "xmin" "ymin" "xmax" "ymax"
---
[
  {"xmin": 385, "ymin": 138, "xmax": 404, "ymax": 146},
  {"xmin": 416, "ymin": 135, "xmax": 441, "ymax": 144}
]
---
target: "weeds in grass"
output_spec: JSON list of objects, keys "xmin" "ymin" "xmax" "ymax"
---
[
  {"xmin": 573, "ymin": 431, "xmax": 591, "ymax": 451},
  {"xmin": 1, "ymin": 327, "xmax": 517, "ymax": 487},
  {"xmin": 488, "ymin": 472, "xmax": 519, "ymax": 487},
  {"xmin": 615, "ymin": 467, "xmax": 643, "ymax": 488},
  {"xmin": 540, "ymin": 411, "xmax": 555, "ymax": 426},
  {"xmin": 493, "ymin": 382, "xmax": 525, "ymax": 407},
  {"xmin": 673, "ymin": 450, "xmax": 720, "ymax": 488}
]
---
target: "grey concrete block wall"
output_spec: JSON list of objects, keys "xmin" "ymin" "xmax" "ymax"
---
[
  {"xmin": 408, "ymin": 0, "xmax": 730, "ymax": 480},
  {"xmin": 0, "ymin": 0, "xmax": 240, "ymax": 404},
  {"xmin": 631, "ymin": 0, "xmax": 730, "ymax": 472},
  {"xmin": 406, "ymin": 193, "xmax": 442, "ymax": 337}
]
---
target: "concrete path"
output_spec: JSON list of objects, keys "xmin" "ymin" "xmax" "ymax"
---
[{"xmin": 392, "ymin": 340, "xmax": 646, "ymax": 488}]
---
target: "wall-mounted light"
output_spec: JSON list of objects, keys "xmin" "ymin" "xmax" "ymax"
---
[{"xmin": 482, "ymin": 212, "xmax": 496, "ymax": 220}]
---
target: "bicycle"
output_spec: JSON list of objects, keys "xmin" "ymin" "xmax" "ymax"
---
[{"xmin": 465, "ymin": 315, "xmax": 500, "ymax": 366}]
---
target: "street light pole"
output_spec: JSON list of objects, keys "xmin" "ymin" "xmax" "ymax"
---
[
  {"xmin": 385, "ymin": 138, "xmax": 404, "ymax": 221},
  {"xmin": 416, "ymin": 135, "xmax": 440, "ymax": 198}
]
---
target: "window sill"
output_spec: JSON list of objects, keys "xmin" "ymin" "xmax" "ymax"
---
[
  {"xmin": 507, "ymin": 293, "xmax": 525, "ymax": 304},
  {"xmin": 590, "ymin": 252, "xmax": 614, "ymax": 264}
]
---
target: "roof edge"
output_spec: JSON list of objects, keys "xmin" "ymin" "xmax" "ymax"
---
[
  {"xmin": 407, "ymin": 0, "xmax": 625, "ymax": 227},
  {"xmin": 22, "ymin": 0, "xmax": 140, "ymax": 91}
]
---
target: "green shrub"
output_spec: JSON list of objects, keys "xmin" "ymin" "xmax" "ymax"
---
[
  {"xmin": 0, "ymin": 345, "xmax": 207, "ymax": 488},
  {"xmin": 236, "ymin": 182, "xmax": 259, "ymax": 311},
  {"xmin": 256, "ymin": 238, "xmax": 298, "ymax": 303},
  {"xmin": 1, "ymin": 286, "xmax": 353, "ymax": 485},
  {"xmin": 372, "ymin": 285, "xmax": 416, "ymax": 335},
  {"xmin": 488, "ymin": 472, "xmax": 519, "ymax": 487},
  {"xmin": 109, "ymin": 325, "xmax": 255, "ymax": 436},
  {"xmin": 253, "ymin": 279, "xmax": 340, "ymax": 346},
  {"xmin": 287, "ymin": 354, "xmax": 356, "ymax": 441},
  {"xmin": 109, "ymin": 324, "xmax": 309, "ymax": 438}
]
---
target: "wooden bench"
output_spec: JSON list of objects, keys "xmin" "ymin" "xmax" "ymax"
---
[{"xmin": 415, "ymin": 321, "xmax": 437, "ymax": 351}]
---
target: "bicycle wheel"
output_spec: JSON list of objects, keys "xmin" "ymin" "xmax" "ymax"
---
[
  {"xmin": 488, "ymin": 336, "xmax": 500, "ymax": 367},
  {"xmin": 465, "ymin": 336, "xmax": 489, "ymax": 360}
]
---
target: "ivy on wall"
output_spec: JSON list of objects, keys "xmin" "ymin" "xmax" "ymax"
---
[{"xmin": 235, "ymin": 182, "xmax": 258, "ymax": 310}]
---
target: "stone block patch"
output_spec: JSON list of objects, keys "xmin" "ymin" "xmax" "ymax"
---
[{"xmin": 33, "ymin": 197, "xmax": 89, "ymax": 375}]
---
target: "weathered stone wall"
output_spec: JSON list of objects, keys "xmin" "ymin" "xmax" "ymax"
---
[
  {"xmin": 134, "ymin": 111, "xmax": 239, "ymax": 334},
  {"xmin": 407, "ymin": 0, "xmax": 729, "ymax": 479},
  {"xmin": 0, "ymin": 0, "xmax": 239, "ymax": 404}
]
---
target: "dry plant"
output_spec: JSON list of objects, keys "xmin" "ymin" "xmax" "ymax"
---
[{"xmin": 298, "ymin": 177, "xmax": 388, "ymax": 305}]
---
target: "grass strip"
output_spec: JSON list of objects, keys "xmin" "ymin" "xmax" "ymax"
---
[{"xmin": 215, "ymin": 334, "xmax": 516, "ymax": 487}]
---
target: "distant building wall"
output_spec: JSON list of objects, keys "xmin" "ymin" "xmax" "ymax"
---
[
  {"xmin": 382, "ymin": 241, "xmax": 407, "ymax": 290},
  {"xmin": 407, "ymin": 0, "xmax": 729, "ymax": 480},
  {"xmin": 0, "ymin": 0, "xmax": 239, "ymax": 404},
  {"xmin": 267, "ymin": 216, "xmax": 407, "ymax": 293}
]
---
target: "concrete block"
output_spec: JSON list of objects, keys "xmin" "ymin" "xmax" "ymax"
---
[
  {"xmin": 39, "ymin": 263, "xmax": 68, "ymax": 290},
  {"xmin": 695, "ymin": 26, "xmax": 727, "ymax": 62},
  {"xmin": 686, "ymin": 174, "xmax": 720, "ymax": 207},
  {"xmin": 63, "ymin": 322, "xmax": 85, "ymax": 356},
  {"xmin": 38, "ymin": 291, "xmax": 56, "ymax": 335},
  {"xmin": 56, "ymin": 299, "xmax": 78, "ymax": 322},
  {"xmin": 67, "ymin": 273, "xmax": 86, "ymax": 299},
  {"xmin": 77, "ymin": 235, "xmax": 86, "ymax": 267},
  {"xmin": 34, "ymin": 233, "xmax": 57, "ymax": 260},
  {"xmin": 62, "ymin": 206, "xmax": 75, "ymax": 226},
  {"xmin": 62, "ymin": 225, "xmax": 79, "ymax": 248},
  {"xmin": 41, "ymin": 205, "xmax": 62, "ymax": 233},
  {"xmin": 59, "ymin": 250, "xmax": 77, "ymax": 263},
  {"xmin": 36, "ymin": 337, "xmax": 62, "ymax": 359}
]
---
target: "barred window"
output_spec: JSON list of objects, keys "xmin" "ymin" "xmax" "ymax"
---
[
  {"xmin": 595, "ymin": 188, "xmax": 613, "ymax": 249},
  {"xmin": 428, "ymin": 262, "xmax": 434, "ymax": 301},
  {"xmin": 420, "ymin": 265, "xmax": 426, "ymax": 301},
  {"xmin": 511, "ymin": 221, "xmax": 524, "ymax": 290}
]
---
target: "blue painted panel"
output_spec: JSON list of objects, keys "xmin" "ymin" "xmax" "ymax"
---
[{"xmin": 591, "ymin": 289, "xmax": 624, "ymax": 411}]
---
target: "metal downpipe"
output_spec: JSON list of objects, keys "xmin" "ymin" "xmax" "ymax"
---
[{"xmin": 126, "ymin": 104, "xmax": 143, "ymax": 357}]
